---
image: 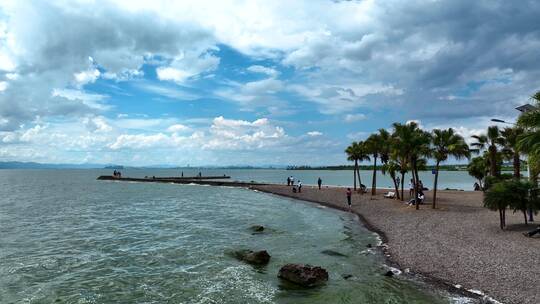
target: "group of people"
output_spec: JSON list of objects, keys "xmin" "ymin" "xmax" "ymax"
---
[
  {"xmin": 112, "ymin": 170, "xmax": 122, "ymax": 178},
  {"xmin": 286, "ymin": 176, "xmax": 325, "ymax": 193},
  {"xmin": 286, "ymin": 176, "xmax": 303, "ymax": 193},
  {"xmin": 287, "ymin": 175, "xmax": 302, "ymax": 193},
  {"xmin": 407, "ymin": 178, "xmax": 425, "ymax": 206}
]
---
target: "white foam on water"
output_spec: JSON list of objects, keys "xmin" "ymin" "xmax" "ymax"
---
[
  {"xmin": 194, "ymin": 265, "xmax": 276, "ymax": 304},
  {"xmin": 466, "ymin": 289, "xmax": 504, "ymax": 304},
  {"xmin": 369, "ymin": 232, "xmax": 384, "ymax": 246},
  {"xmin": 382, "ymin": 264, "xmax": 402, "ymax": 275},
  {"xmin": 449, "ymin": 296, "xmax": 474, "ymax": 304}
]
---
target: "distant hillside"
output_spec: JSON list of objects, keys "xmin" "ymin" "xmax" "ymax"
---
[{"xmin": 0, "ymin": 161, "xmax": 104, "ymax": 169}]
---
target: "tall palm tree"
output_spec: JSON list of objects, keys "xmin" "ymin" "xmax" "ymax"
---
[
  {"xmin": 345, "ymin": 141, "xmax": 370, "ymax": 191},
  {"xmin": 381, "ymin": 160, "xmax": 401, "ymax": 200},
  {"xmin": 467, "ymin": 155, "xmax": 488, "ymax": 190},
  {"xmin": 431, "ymin": 128, "xmax": 470, "ymax": 208},
  {"xmin": 392, "ymin": 122, "xmax": 431, "ymax": 209},
  {"xmin": 517, "ymin": 91, "xmax": 540, "ymax": 158},
  {"xmin": 471, "ymin": 126, "xmax": 504, "ymax": 177},
  {"xmin": 501, "ymin": 127, "xmax": 524, "ymax": 179},
  {"xmin": 365, "ymin": 129, "xmax": 391, "ymax": 196},
  {"xmin": 390, "ymin": 147, "xmax": 409, "ymax": 201}
]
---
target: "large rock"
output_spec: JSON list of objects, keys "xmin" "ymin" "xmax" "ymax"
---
[
  {"xmin": 234, "ymin": 250, "xmax": 271, "ymax": 265},
  {"xmin": 250, "ymin": 225, "xmax": 265, "ymax": 233},
  {"xmin": 278, "ymin": 264, "xmax": 329, "ymax": 287}
]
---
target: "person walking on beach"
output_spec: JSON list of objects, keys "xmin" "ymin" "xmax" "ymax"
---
[
  {"xmin": 409, "ymin": 179, "xmax": 414, "ymax": 198},
  {"xmin": 346, "ymin": 188, "xmax": 352, "ymax": 211},
  {"xmin": 291, "ymin": 176, "xmax": 295, "ymax": 186},
  {"xmin": 298, "ymin": 181, "xmax": 302, "ymax": 193},
  {"xmin": 317, "ymin": 177, "xmax": 322, "ymax": 190},
  {"xmin": 287, "ymin": 176, "xmax": 291, "ymax": 186}
]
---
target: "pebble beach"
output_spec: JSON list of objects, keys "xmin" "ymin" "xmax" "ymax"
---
[{"xmin": 252, "ymin": 184, "xmax": 540, "ymax": 304}]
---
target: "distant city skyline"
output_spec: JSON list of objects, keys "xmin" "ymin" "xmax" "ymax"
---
[{"xmin": 0, "ymin": 1, "xmax": 539, "ymax": 166}]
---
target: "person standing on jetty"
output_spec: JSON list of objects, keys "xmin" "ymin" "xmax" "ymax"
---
[
  {"xmin": 287, "ymin": 176, "xmax": 291, "ymax": 186},
  {"xmin": 346, "ymin": 188, "xmax": 352, "ymax": 211},
  {"xmin": 290, "ymin": 176, "xmax": 295, "ymax": 186},
  {"xmin": 317, "ymin": 177, "xmax": 322, "ymax": 190},
  {"xmin": 298, "ymin": 180, "xmax": 302, "ymax": 193}
]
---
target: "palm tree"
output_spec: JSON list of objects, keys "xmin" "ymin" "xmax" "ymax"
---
[
  {"xmin": 501, "ymin": 127, "xmax": 524, "ymax": 179},
  {"xmin": 365, "ymin": 129, "xmax": 391, "ymax": 196},
  {"xmin": 392, "ymin": 122, "xmax": 431, "ymax": 209},
  {"xmin": 345, "ymin": 141, "xmax": 370, "ymax": 191},
  {"xmin": 467, "ymin": 156, "xmax": 488, "ymax": 190},
  {"xmin": 471, "ymin": 126, "xmax": 504, "ymax": 177},
  {"xmin": 390, "ymin": 148, "xmax": 409, "ymax": 201},
  {"xmin": 431, "ymin": 128, "xmax": 470, "ymax": 208},
  {"xmin": 382, "ymin": 160, "xmax": 401, "ymax": 200},
  {"xmin": 484, "ymin": 179, "xmax": 539, "ymax": 229},
  {"xmin": 517, "ymin": 91, "xmax": 540, "ymax": 165}
]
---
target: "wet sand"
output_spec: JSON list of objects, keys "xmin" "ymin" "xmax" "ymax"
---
[{"xmin": 251, "ymin": 184, "xmax": 540, "ymax": 304}]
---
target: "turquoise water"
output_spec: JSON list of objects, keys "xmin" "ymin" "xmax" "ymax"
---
[{"xmin": 0, "ymin": 170, "xmax": 471, "ymax": 303}]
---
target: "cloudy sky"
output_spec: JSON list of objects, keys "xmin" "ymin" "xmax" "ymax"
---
[{"xmin": 0, "ymin": 0, "xmax": 539, "ymax": 166}]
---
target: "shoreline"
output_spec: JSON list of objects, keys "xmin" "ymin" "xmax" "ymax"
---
[
  {"xmin": 250, "ymin": 184, "xmax": 539, "ymax": 304},
  {"xmin": 251, "ymin": 186, "xmax": 487, "ymax": 303},
  {"xmin": 98, "ymin": 176, "xmax": 537, "ymax": 303}
]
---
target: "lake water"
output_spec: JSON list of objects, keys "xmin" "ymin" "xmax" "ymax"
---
[
  {"xmin": 117, "ymin": 168, "xmax": 479, "ymax": 190},
  {"xmin": 0, "ymin": 170, "xmax": 475, "ymax": 303}
]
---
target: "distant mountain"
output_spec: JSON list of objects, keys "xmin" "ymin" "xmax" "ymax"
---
[
  {"xmin": 0, "ymin": 161, "xmax": 105, "ymax": 169},
  {"xmin": 0, "ymin": 161, "xmax": 288, "ymax": 170}
]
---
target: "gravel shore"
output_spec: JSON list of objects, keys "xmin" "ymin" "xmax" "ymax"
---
[{"xmin": 251, "ymin": 184, "xmax": 540, "ymax": 304}]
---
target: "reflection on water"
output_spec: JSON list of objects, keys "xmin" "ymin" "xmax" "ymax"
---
[{"xmin": 0, "ymin": 170, "xmax": 472, "ymax": 303}]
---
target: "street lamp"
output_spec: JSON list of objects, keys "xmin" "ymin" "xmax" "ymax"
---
[{"xmin": 490, "ymin": 118, "xmax": 515, "ymax": 125}]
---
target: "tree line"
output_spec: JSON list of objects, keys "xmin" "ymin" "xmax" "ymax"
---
[{"xmin": 346, "ymin": 91, "xmax": 540, "ymax": 228}]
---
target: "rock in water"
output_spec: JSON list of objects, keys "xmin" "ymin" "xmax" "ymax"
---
[
  {"xmin": 278, "ymin": 264, "xmax": 329, "ymax": 287},
  {"xmin": 250, "ymin": 225, "xmax": 265, "ymax": 232},
  {"xmin": 384, "ymin": 270, "xmax": 394, "ymax": 277},
  {"xmin": 234, "ymin": 250, "xmax": 271, "ymax": 265},
  {"xmin": 321, "ymin": 249, "xmax": 348, "ymax": 257}
]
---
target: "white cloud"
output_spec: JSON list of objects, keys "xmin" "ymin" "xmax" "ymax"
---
[
  {"xmin": 74, "ymin": 68, "xmax": 100, "ymax": 86},
  {"xmin": 307, "ymin": 131, "xmax": 322, "ymax": 136},
  {"xmin": 51, "ymin": 89, "xmax": 111, "ymax": 111},
  {"xmin": 156, "ymin": 51, "xmax": 220, "ymax": 84},
  {"xmin": 344, "ymin": 113, "xmax": 366, "ymax": 122},
  {"xmin": 0, "ymin": 52, "xmax": 16, "ymax": 71},
  {"xmin": 247, "ymin": 65, "xmax": 279, "ymax": 77},
  {"xmin": 156, "ymin": 67, "xmax": 192, "ymax": 83},
  {"xmin": 108, "ymin": 133, "xmax": 171, "ymax": 150},
  {"xmin": 136, "ymin": 83, "xmax": 200, "ymax": 101},
  {"xmin": 167, "ymin": 124, "xmax": 189, "ymax": 133},
  {"xmin": 83, "ymin": 116, "xmax": 112, "ymax": 133},
  {"xmin": 0, "ymin": 81, "xmax": 7, "ymax": 92}
]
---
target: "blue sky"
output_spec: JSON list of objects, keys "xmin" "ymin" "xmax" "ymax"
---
[{"xmin": 0, "ymin": 1, "xmax": 539, "ymax": 166}]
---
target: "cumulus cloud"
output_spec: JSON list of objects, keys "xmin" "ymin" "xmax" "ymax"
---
[
  {"xmin": 0, "ymin": 0, "xmax": 216, "ymax": 129},
  {"xmin": 1, "ymin": 0, "xmax": 540, "ymax": 165},
  {"xmin": 167, "ymin": 124, "xmax": 190, "ymax": 133},
  {"xmin": 344, "ymin": 114, "xmax": 367, "ymax": 122},
  {"xmin": 247, "ymin": 65, "xmax": 279, "ymax": 77}
]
